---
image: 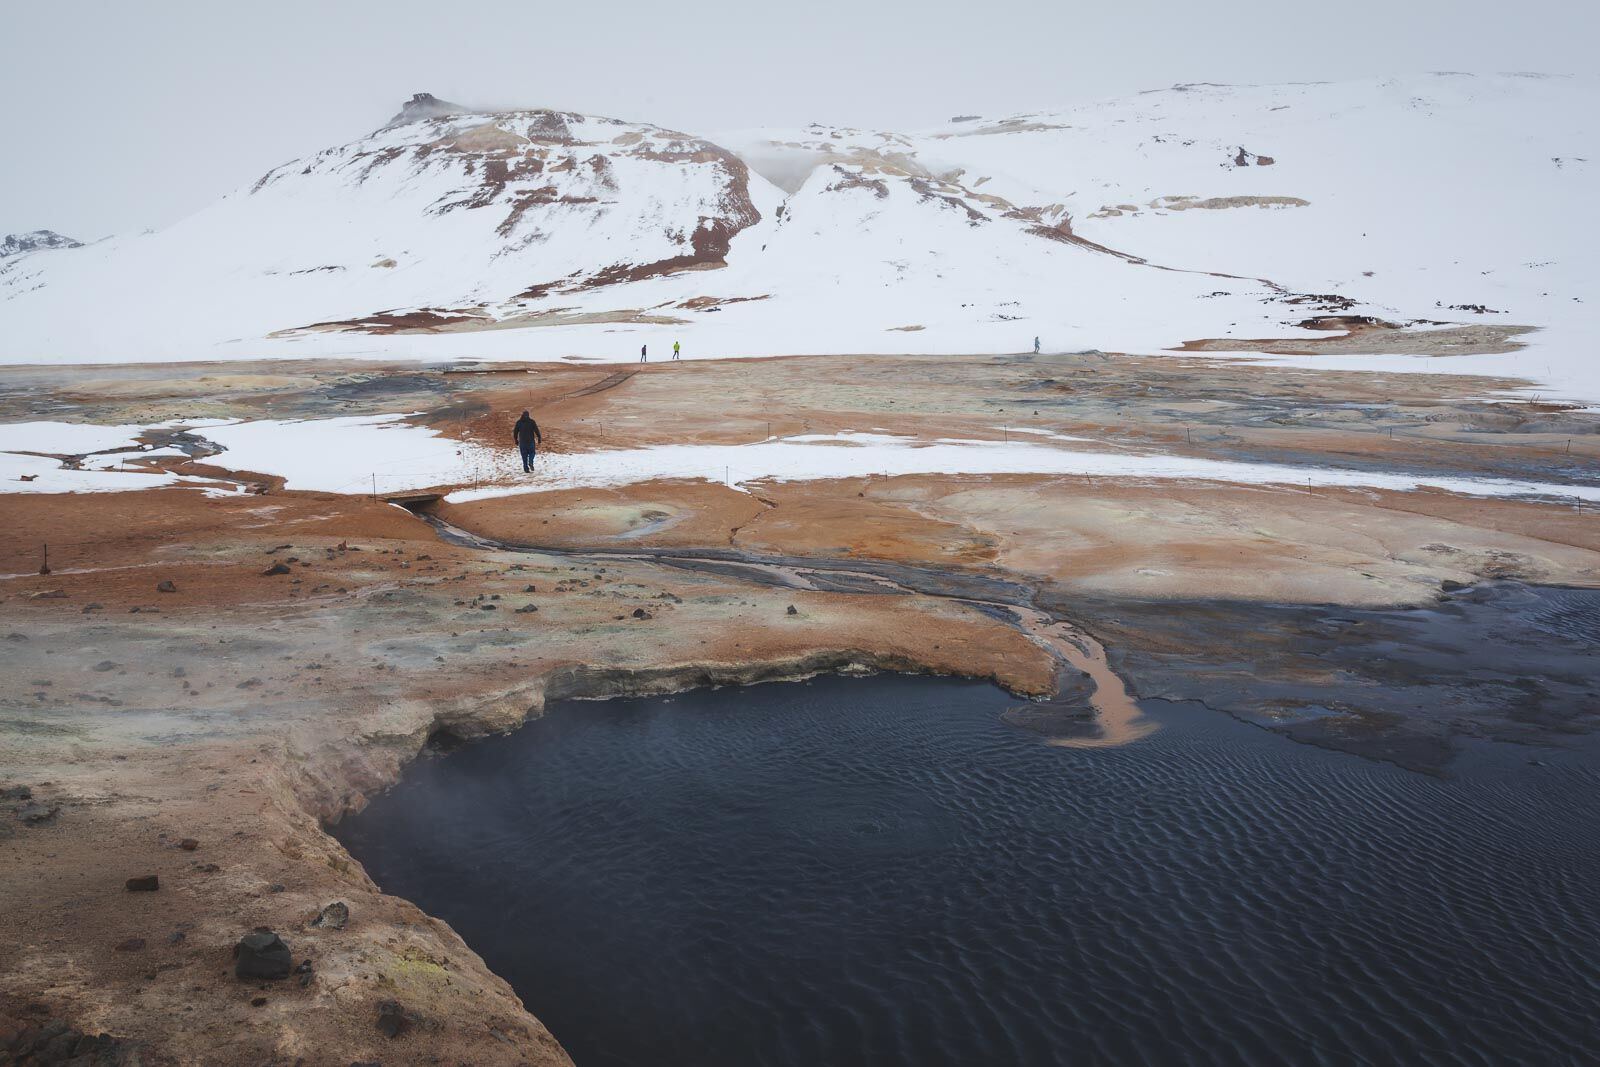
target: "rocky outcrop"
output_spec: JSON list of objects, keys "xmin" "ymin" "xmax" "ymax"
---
[
  {"xmin": 0, "ymin": 230, "xmax": 80, "ymax": 259},
  {"xmin": 382, "ymin": 91, "xmax": 468, "ymax": 130}
]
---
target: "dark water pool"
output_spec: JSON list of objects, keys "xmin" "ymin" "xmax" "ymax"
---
[{"xmin": 335, "ymin": 675, "xmax": 1600, "ymax": 1067}]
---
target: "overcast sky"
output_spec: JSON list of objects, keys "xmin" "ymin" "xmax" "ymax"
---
[{"xmin": 5, "ymin": 0, "xmax": 1596, "ymax": 239}]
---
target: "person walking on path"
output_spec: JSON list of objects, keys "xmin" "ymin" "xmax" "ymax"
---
[
  {"xmin": 640, "ymin": 344, "xmax": 648, "ymax": 363},
  {"xmin": 1033, "ymin": 336, "xmax": 1041, "ymax": 354},
  {"xmin": 512, "ymin": 410, "xmax": 543, "ymax": 473},
  {"xmin": 672, "ymin": 340, "xmax": 681, "ymax": 360}
]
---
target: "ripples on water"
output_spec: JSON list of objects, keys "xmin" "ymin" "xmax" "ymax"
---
[{"xmin": 335, "ymin": 675, "xmax": 1600, "ymax": 1067}]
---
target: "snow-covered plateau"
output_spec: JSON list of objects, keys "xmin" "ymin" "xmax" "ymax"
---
[{"xmin": 1, "ymin": 76, "xmax": 1595, "ymax": 401}]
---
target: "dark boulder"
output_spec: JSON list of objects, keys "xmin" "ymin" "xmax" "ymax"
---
[
  {"xmin": 234, "ymin": 928, "xmax": 293, "ymax": 980},
  {"xmin": 376, "ymin": 999, "xmax": 416, "ymax": 1038},
  {"xmin": 125, "ymin": 875, "xmax": 159, "ymax": 892}
]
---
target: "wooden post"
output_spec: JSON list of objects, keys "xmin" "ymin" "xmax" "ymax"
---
[{"xmin": 39, "ymin": 543, "xmax": 50, "ymax": 576}]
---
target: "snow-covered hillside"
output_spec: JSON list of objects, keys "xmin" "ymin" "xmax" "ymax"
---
[{"xmin": 1, "ymin": 75, "xmax": 1595, "ymax": 401}]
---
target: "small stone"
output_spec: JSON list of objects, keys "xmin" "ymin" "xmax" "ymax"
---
[
  {"xmin": 81, "ymin": 602, "xmax": 104, "ymax": 613},
  {"xmin": 234, "ymin": 928, "xmax": 293, "ymax": 980},
  {"xmin": 196, "ymin": 863, "xmax": 220, "ymax": 873},
  {"xmin": 236, "ymin": 678, "xmax": 262, "ymax": 690},
  {"xmin": 94, "ymin": 660, "xmax": 119, "ymax": 672},
  {"xmin": 478, "ymin": 604, "xmax": 496, "ymax": 611},
  {"xmin": 251, "ymin": 996, "xmax": 268, "ymax": 1007},
  {"xmin": 523, "ymin": 584, "xmax": 537, "ymax": 593},
  {"xmin": 179, "ymin": 838, "xmax": 200, "ymax": 851},
  {"xmin": 263, "ymin": 562, "xmax": 292, "ymax": 576},
  {"xmin": 787, "ymin": 605, "xmax": 799, "ymax": 616},
  {"xmin": 114, "ymin": 937, "xmax": 146, "ymax": 952},
  {"xmin": 514, "ymin": 604, "xmax": 538, "ymax": 614},
  {"xmin": 631, "ymin": 608, "xmax": 652, "ymax": 620},
  {"xmin": 156, "ymin": 580, "xmax": 178, "ymax": 593},
  {"xmin": 29, "ymin": 589, "xmax": 68, "ymax": 600},
  {"xmin": 311, "ymin": 901, "xmax": 349, "ymax": 930},
  {"xmin": 126, "ymin": 875, "xmax": 160, "ymax": 892}
]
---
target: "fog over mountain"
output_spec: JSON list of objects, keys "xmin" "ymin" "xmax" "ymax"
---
[{"xmin": 5, "ymin": 0, "xmax": 1598, "ymax": 240}]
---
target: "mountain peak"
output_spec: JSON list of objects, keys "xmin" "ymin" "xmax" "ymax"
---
[{"xmin": 384, "ymin": 92, "xmax": 468, "ymax": 129}]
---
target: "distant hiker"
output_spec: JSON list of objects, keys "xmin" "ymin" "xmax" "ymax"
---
[
  {"xmin": 672, "ymin": 340, "xmax": 681, "ymax": 360},
  {"xmin": 640, "ymin": 344, "xmax": 648, "ymax": 363},
  {"xmin": 1033, "ymin": 336, "xmax": 1041, "ymax": 354},
  {"xmin": 512, "ymin": 410, "xmax": 543, "ymax": 473}
]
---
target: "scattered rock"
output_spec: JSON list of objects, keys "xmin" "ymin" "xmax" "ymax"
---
[
  {"xmin": 28, "ymin": 589, "xmax": 67, "ymax": 600},
  {"xmin": 93, "ymin": 661, "xmax": 118, "ymax": 672},
  {"xmin": 125, "ymin": 875, "xmax": 159, "ymax": 892},
  {"xmin": 155, "ymin": 580, "xmax": 177, "ymax": 593},
  {"xmin": 514, "ymin": 604, "xmax": 538, "ymax": 614},
  {"xmin": 296, "ymin": 958, "xmax": 315, "ymax": 987},
  {"xmin": 787, "ymin": 605, "xmax": 799, "ymax": 616},
  {"xmin": 81, "ymin": 603, "xmax": 104, "ymax": 613},
  {"xmin": 17, "ymin": 802, "xmax": 60, "ymax": 825},
  {"xmin": 113, "ymin": 937, "xmax": 145, "ymax": 952},
  {"xmin": 236, "ymin": 677, "xmax": 262, "ymax": 690},
  {"xmin": 262, "ymin": 562, "xmax": 292, "ymax": 577},
  {"xmin": 178, "ymin": 838, "xmax": 199, "ymax": 851},
  {"xmin": 1441, "ymin": 579, "xmax": 1469, "ymax": 592},
  {"xmin": 250, "ymin": 996, "xmax": 268, "ymax": 1007},
  {"xmin": 2, "ymin": 1019, "xmax": 141, "ymax": 1065},
  {"xmin": 311, "ymin": 901, "xmax": 349, "ymax": 930},
  {"xmin": 632, "ymin": 608, "xmax": 652, "ymax": 620},
  {"xmin": 523, "ymin": 584, "xmax": 537, "ymax": 592},
  {"xmin": 233, "ymin": 928, "xmax": 293, "ymax": 980}
]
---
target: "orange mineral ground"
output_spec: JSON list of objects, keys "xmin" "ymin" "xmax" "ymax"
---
[{"xmin": 2, "ymin": 350, "xmax": 1597, "ymax": 1064}]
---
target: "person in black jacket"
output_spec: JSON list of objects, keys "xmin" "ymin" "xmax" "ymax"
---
[{"xmin": 512, "ymin": 410, "xmax": 543, "ymax": 472}]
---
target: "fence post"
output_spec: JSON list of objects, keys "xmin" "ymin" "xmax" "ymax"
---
[{"xmin": 39, "ymin": 543, "xmax": 50, "ymax": 576}]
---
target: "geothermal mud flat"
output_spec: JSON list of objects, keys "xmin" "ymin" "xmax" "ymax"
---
[{"xmin": 1, "ymin": 350, "xmax": 1598, "ymax": 1065}]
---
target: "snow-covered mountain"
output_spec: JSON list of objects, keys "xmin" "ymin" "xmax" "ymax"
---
[
  {"xmin": 1, "ymin": 75, "xmax": 1595, "ymax": 400},
  {"xmin": 1, "ymin": 230, "xmax": 82, "ymax": 259}
]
